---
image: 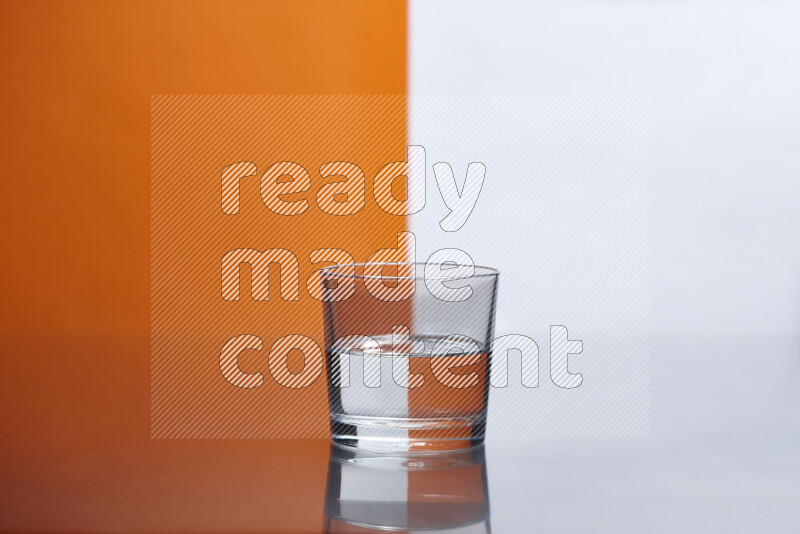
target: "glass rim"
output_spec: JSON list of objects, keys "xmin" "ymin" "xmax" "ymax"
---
[{"xmin": 319, "ymin": 262, "xmax": 499, "ymax": 281}]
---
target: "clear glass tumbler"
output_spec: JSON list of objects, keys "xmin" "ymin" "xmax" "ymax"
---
[{"xmin": 320, "ymin": 262, "xmax": 499, "ymax": 451}]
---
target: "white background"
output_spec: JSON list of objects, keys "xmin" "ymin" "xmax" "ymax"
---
[
  {"xmin": 410, "ymin": 1, "xmax": 800, "ymax": 531},
  {"xmin": 411, "ymin": 0, "xmax": 800, "ymax": 339}
]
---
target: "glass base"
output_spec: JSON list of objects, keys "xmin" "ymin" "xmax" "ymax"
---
[{"xmin": 330, "ymin": 414, "xmax": 486, "ymax": 452}]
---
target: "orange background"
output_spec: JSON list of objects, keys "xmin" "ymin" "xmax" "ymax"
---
[{"xmin": 0, "ymin": 1, "xmax": 406, "ymax": 531}]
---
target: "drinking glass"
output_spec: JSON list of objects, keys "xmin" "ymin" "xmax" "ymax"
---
[{"xmin": 320, "ymin": 262, "xmax": 499, "ymax": 451}]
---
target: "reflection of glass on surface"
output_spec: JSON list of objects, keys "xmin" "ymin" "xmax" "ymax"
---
[
  {"xmin": 324, "ymin": 443, "xmax": 491, "ymax": 533},
  {"xmin": 321, "ymin": 263, "xmax": 499, "ymax": 452}
]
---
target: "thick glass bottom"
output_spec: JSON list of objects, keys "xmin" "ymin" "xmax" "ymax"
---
[{"xmin": 330, "ymin": 413, "xmax": 486, "ymax": 452}]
